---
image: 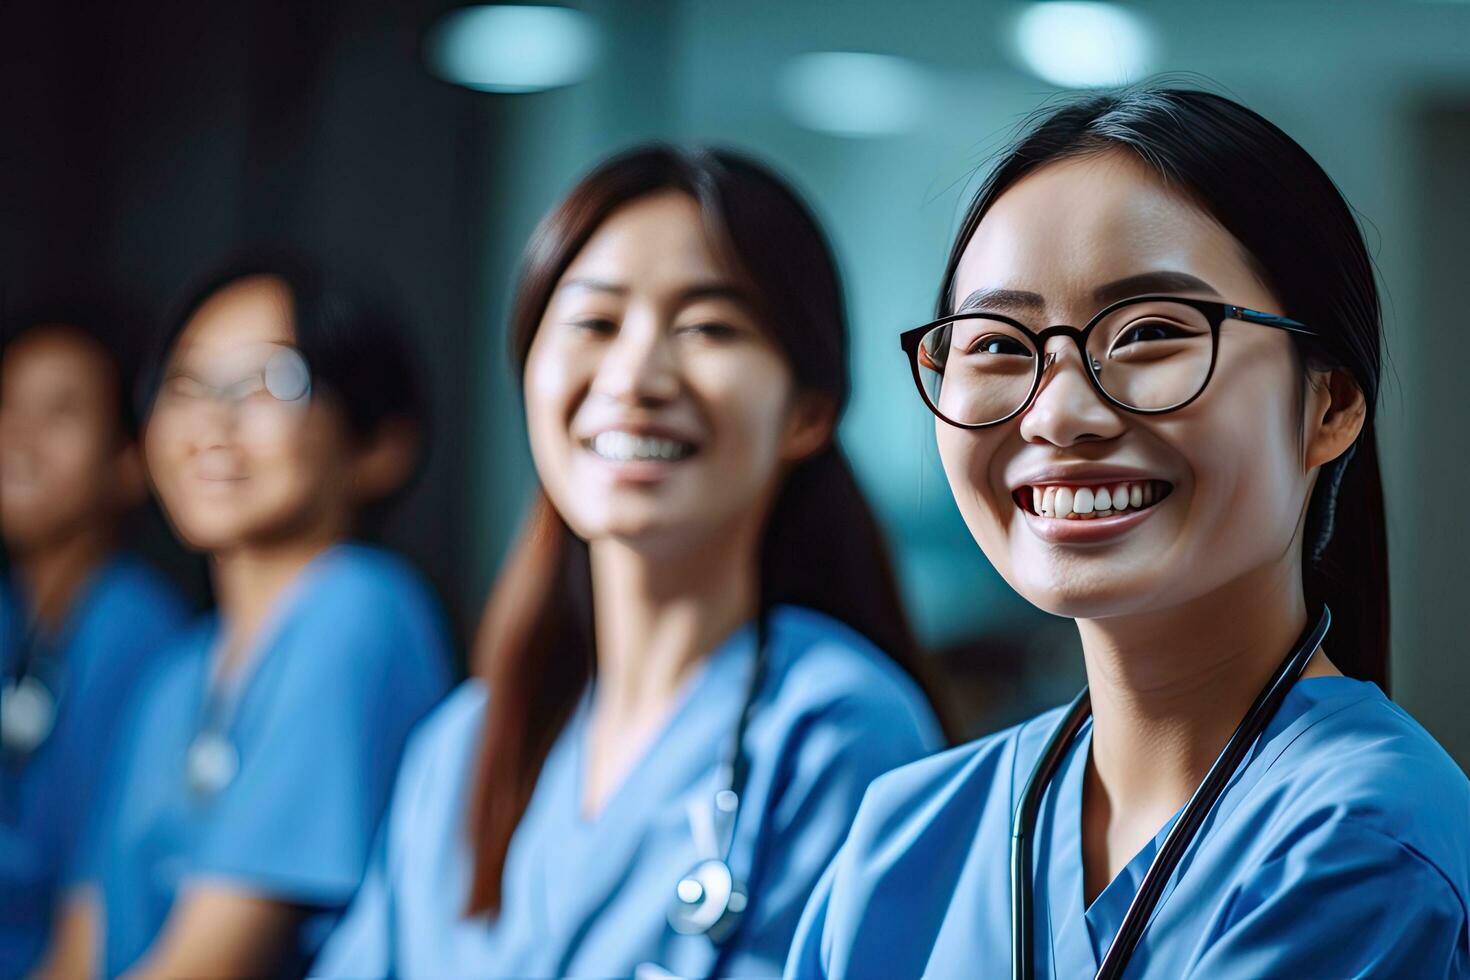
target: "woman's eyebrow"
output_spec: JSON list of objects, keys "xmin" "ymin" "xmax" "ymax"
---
[
  {"xmin": 676, "ymin": 282, "xmax": 748, "ymax": 305},
  {"xmin": 955, "ymin": 287, "xmax": 1045, "ymax": 314},
  {"xmin": 1092, "ymin": 270, "xmax": 1218, "ymax": 305},
  {"xmin": 955, "ymin": 271, "xmax": 1221, "ymax": 316},
  {"xmin": 561, "ymin": 277, "xmax": 627, "ymax": 296}
]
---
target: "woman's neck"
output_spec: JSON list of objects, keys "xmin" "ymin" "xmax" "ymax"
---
[
  {"xmin": 578, "ymin": 520, "xmax": 761, "ymax": 818},
  {"xmin": 588, "ymin": 524, "xmax": 761, "ymax": 719},
  {"xmin": 1076, "ymin": 559, "xmax": 1337, "ymax": 901},
  {"xmin": 210, "ymin": 530, "xmax": 345, "ymax": 674},
  {"xmin": 14, "ymin": 524, "xmax": 114, "ymax": 633}
]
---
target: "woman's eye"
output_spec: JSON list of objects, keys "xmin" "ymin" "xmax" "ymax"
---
[
  {"xmin": 570, "ymin": 317, "xmax": 617, "ymax": 335},
  {"xmin": 966, "ymin": 335, "xmax": 1031, "ymax": 357},
  {"xmin": 162, "ymin": 374, "xmax": 205, "ymax": 398},
  {"xmin": 676, "ymin": 321, "xmax": 740, "ymax": 340},
  {"xmin": 1114, "ymin": 319, "xmax": 1191, "ymax": 348}
]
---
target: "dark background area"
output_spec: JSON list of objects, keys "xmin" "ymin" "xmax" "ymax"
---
[{"xmin": 0, "ymin": 0, "xmax": 488, "ymax": 643}]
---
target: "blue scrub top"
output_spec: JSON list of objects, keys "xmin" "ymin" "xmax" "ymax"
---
[
  {"xmin": 0, "ymin": 555, "xmax": 186, "ymax": 979},
  {"xmin": 80, "ymin": 543, "xmax": 452, "ymax": 977},
  {"xmin": 314, "ymin": 605, "xmax": 943, "ymax": 979},
  {"xmin": 788, "ymin": 675, "xmax": 1470, "ymax": 978}
]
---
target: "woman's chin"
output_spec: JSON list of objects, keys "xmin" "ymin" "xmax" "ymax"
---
[{"xmin": 1013, "ymin": 570, "xmax": 1161, "ymax": 622}]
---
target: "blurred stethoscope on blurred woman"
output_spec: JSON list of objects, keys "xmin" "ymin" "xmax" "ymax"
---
[
  {"xmin": 664, "ymin": 612, "xmax": 771, "ymax": 945},
  {"xmin": 1010, "ymin": 605, "xmax": 1332, "ymax": 980},
  {"xmin": 146, "ymin": 345, "xmax": 315, "ymax": 800},
  {"xmin": 0, "ymin": 614, "xmax": 62, "ymax": 762}
]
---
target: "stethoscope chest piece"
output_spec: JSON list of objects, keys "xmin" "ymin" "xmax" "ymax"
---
[
  {"xmin": 668, "ymin": 857, "xmax": 747, "ymax": 944},
  {"xmin": 1, "ymin": 675, "xmax": 57, "ymax": 755},
  {"xmin": 185, "ymin": 730, "xmax": 240, "ymax": 798}
]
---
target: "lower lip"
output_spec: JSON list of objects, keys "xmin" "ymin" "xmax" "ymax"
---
[
  {"xmin": 194, "ymin": 475, "xmax": 247, "ymax": 489},
  {"xmin": 581, "ymin": 448, "xmax": 692, "ymax": 485},
  {"xmin": 1019, "ymin": 500, "xmax": 1163, "ymax": 543}
]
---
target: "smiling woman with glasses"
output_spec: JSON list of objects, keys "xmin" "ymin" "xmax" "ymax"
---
[{"xmin": 787, "ymin": 89, "xmax": 1470, "ymax": 979}]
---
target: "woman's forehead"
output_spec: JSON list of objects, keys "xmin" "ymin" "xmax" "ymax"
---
[
  {"xmin": 558, "ymin": 193, "xmax": 731, "ymax": 297},
  {"xmin": 175, "ymin": 276, "xmax": 296, "ymax": 357},
  {"xmin": 955, "ymin": 152, "xmax": 1257, "ymax": 316}
]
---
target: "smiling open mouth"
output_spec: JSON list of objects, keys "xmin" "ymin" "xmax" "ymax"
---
[
  {"xmin": 583, "ymin": 431, "xmax": 697, "ymax": 463},
  {"xmin": 1013, "ymin": 480, "xmax": 1173, "ymax": 520}
]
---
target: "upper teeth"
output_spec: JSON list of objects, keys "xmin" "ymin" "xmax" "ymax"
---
[
  {"xmin": 1029, "ymin": 480, "xmax": 1165, "ymax": 519},
  {"xmin": 589, "ymin": 431, "xmax": 694, "ymax": 462}
]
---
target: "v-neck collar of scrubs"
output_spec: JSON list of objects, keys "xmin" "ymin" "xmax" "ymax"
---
[
  {"xmin": 569, "ymin": 615, "xmax": 759, "ymax": 828},
  {"xmin": 4, "ymin": 554, "xmax": 123, "ymax": 676},
  {"xmin": 1039, "ymin": 674, "xmax": 1377, "ymax": 973},
  {"xmin": 525, "ymin": 616, "xmax": 760, "ymax": 973},
  {"xmin": 199, "ymin": 544, "xmax": 346, "ymax": 729}
]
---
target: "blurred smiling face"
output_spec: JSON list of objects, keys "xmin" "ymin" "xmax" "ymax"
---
[
  {"xmin": 524, "ymin": 190, "xmax": 818, "ymax": 553},
  {"xmin": 0, "ymin": 328, "xmax": 133, "ymax": 553},
  {"xmin": 145, "ymin": 275, "xmax": 352, "ymax": 553},
  {"xmin": 937, "ymin": 150, "xmax": 1326, "ymax": 620}
]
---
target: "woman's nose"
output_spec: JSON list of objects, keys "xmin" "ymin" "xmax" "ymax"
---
[
  {"xmin": 592, "ymin": 320, "xmax": 681, "ymax": 406},
  {"xmin": 1017, "ymin": 339, "xmax": 1126, "ymax": 448}
]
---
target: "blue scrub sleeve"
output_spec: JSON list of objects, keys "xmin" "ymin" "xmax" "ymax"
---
[
  {"xmin": 307, "ymin": 821, "xmax": 394, "ymax": 977},
  {"xmin": 192, "ymin": 609, "xmax": 439, "ymax": 906},
  {"xmin": 1186, "ymin": 820, "xmax": 1469, "ymax": 977},
  {"xmin": 718, "ymin": 694, "xmax": 940, "ymax": 978}
]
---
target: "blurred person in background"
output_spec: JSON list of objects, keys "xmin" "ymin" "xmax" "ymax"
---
[
  {"xmin": 38, "ymin": 252, "xmax": 453, "ymax": 978},
  {"xmin": 0, "ymin": 309, "xmax": 188, "ymax": 978},
  {"xmin": 788, "ymin": 88, "xmax": 1469, "ymax": 979},
  {"xmin": 314, "ymin": 146, "xmax": 945, "ymax": 979}
]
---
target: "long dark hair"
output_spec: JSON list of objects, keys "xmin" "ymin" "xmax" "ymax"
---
[
  {"xmin": 937, "ymin": 88, "xmax": 1388, "ymax": 689},
  {"xmin": 466, "ymin": 145, "xmax": 936, "ymax": 914}
]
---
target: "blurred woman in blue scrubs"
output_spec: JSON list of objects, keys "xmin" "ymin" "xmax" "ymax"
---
[
  {"xmin": 0, "ymin": 313, "xmax": 187, "ymax": 977},
  {"xmin": 315, "ymin": 146, "xmax": 944, "ymax": 979},
  {"xmin": 41, "ymin": 253, "xmax": 452, "ymax": 977},
  {"xmin": 789, "ymin": 89, "xmax": 1470, "ymax": 978}
]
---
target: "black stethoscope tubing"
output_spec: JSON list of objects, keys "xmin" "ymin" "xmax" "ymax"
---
[{"xmin": 1010, "ymin": 605, "xmax": 1332, "ymax": 980}]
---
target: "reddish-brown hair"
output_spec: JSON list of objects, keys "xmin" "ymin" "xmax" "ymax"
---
[{"xmin": 464, "ymin": 145, "xmax": 936, "ymax": 914}]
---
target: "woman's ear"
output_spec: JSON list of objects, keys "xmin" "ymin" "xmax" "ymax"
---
[
  {"xmin": 780, "ymin": 390, "xmax": 839, "ymax": 464},
  {"xmin": 350, "ymin": 418, "xmax": 421, "ymax": 504},
  {"xmin": 1304, "ymin": 368, "xmax": 1367, "ymax": 471}
]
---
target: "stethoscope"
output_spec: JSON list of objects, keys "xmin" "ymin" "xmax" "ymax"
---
[
  {"xmin": 0, "ymin": 609, "xmax": 64, "ymax": 764},
  {"xmin": 664, "ymin": 611, "xmax": 770, "ymax": 945},
  {"xmin": 1010, "ymin": 605, "xmax": 1332, "ymax": 980},
  {"xmin": 185, "ymin": 676, "xmax": 243, "ymax": 799}
]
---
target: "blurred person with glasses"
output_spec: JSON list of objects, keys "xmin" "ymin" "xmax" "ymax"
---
[
  {"xmin": 788, "ymin": 89, "xmax": 1469, "ymax": 979},
  {"xmin": 37, "ymin": 252, "xmax": 451, "ymax": 979}
]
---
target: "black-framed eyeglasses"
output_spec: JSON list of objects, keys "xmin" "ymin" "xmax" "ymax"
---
[{"xmin": 899, "ymin": 294, "xmax": 1319, "ymax": 429}]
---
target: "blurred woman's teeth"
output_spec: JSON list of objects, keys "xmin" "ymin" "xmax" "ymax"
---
[
  {"xmin": 1024, "ymin": 480, "xmax": 1169, "ymax": 519},
  {"xmin": 590, "ymin": 431, "xmax": 693, "ymax": 462}
]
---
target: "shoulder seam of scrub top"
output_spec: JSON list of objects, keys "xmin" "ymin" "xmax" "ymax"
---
[
  {"xmin": 1346, "ymin": 822, "xmax": 1470, "ymax": 916},
  {"xmin": 1214, "ymin": 685, "xmax": 1470, "ymax": 914},
  {"xmin": 1248, "ymin": 685, "xmax": 1380, "ymax": 774}
]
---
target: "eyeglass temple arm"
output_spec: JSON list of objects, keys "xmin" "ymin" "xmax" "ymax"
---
[{"xmin": 1225, "ymin": 304, "xmax": 1319, "ymax": 337}]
